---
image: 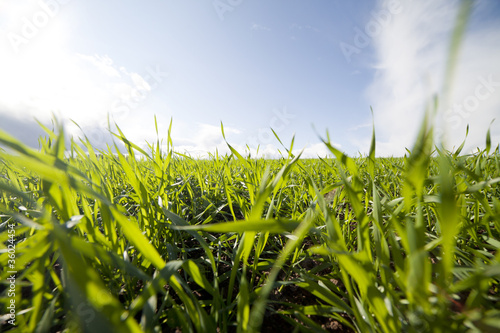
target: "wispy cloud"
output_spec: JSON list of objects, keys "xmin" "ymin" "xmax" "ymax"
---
[
  {"xmin": 364, "ymin": 0, "xmax": 500, "ymax": 156},
  {"xmin": 348, "ymin": 123, "xmax": 371, "ymax": 132},
  {"xmin": 174, "ymin": 123, "xmax": 240, "ymax": 155},
  {"xmin": 289, "ymin": 23, "xmax": 320, "ymax": 32},
  {"xmin": 77, "ymin": 54, "xmax": 122, "ymax": 78},
  {"xmin": 251, "ymin": 23, "xmax": 271, "ymax": 31}
]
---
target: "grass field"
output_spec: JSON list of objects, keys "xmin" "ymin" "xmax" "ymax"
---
[{"xmin": 0, "ymin": 115, "xmax": 499, "ymax": 332}]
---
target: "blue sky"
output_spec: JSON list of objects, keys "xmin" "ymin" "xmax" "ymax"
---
[{"xmin": 1, "ymin": 0, "xmax": 499, "ymax": 157}]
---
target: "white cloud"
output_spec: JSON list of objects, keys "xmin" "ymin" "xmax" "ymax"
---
[
  {"xmin": 170, "ymin": 123, "xmax": 241, "ymax": 157},
  {"xmin": 0, "ymin": 25, "xmax": 161, "ymax": 151},
  {"xmin": 297, "ymin": 142, "xmax": 338, "ymax": 158},
  {"xmin": 251, "ymin": 23, "xmax": 271, "ymax": 31},
  {"xmin": 166, "ymin": 124, "xmax": 339, "ymax": 160},
  {"xmin": 77, "ymin": 54, "xmax": 121, "ymax": 78},
  {"xmin": 289, "ymin": 24, "xmax": 320, "ymax": 32},
  {"xmin": 0, "ymin": 1, "xmax": 165, "ymax": 151},
  {"xmin": 364, "ymin": 0, "xmax": 500, "ymax": 156},
  {"xmin": 0, "ymin": 46, "xmax": 156, "ymax": 141}
]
